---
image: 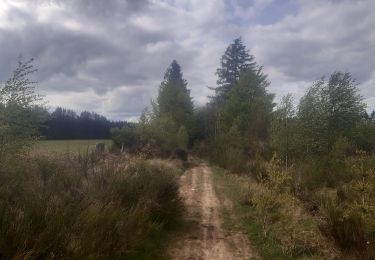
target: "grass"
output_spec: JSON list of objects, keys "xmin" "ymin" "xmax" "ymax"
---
[
  {"xmin": 211, "ymin": 166, "xmax": 291, "ymax": 260},
  {"xmin": 0, "ymin": 153, "xmax": 183, "ymax": 259},
  {"xmin": 212, "ymin": 164, "xmax": 340, "ymax": 259},
  {"xmin": 33, "ymin": 139, "xmax": 112, "ymax": 155}
]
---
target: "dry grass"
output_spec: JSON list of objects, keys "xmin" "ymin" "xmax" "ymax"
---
[
  {"xmin": 0, "ymin": 152, "xmax": 183, "ymax": 259},
  {"xmin": 212, "ymin": 161, "xmax": 340, "ymax": 259}
]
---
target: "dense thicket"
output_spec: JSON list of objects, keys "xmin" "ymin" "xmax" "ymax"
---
[{"xmin": 40, "ymin": 107, "xmax": 126, "ymax": 140}]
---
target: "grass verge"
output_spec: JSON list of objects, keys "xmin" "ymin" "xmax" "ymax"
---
[{"xmin": 211, "ymin": 166, "xmax": 291, "ymax": 260}]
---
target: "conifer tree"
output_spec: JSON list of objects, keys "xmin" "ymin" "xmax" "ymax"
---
[
  {"xmin": 157, "ymin": 60, "xmax": 193, "ymax": 129},
  {"xmin": 215, "ymin": 37, "xmax": 256, "ymax": 101},
  {"xmin": 220, "ymin": 68, "xmax": 274, "ymax": 141}
]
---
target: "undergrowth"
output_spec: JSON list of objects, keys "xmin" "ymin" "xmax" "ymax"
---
[
  {"xmin": 0, "ymin": 153, "xmax": 183, "ymax": 259},
  {"xmin": 212, "ymin": 164, "xmax": 339, "ymax": 259}
]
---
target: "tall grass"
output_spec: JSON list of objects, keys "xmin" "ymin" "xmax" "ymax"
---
[
  {"xmin": 212, "ymin": 156, "xmax": 340, "ymax": 259},
  {"xmin": 0, "ymin": 153, "xmax": 182, "ymax": 259}
]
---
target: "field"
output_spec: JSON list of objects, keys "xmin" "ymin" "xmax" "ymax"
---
[{"xmin": 33, "ymin": 139, "xmax": 112, "ymax": 155}]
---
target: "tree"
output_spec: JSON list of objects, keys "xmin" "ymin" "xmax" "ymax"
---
[
  {"xmin": 0, "ymin": 57, "xmax": 46, "ymax": 155},
  {"xmin": 297, "ymin": 72, "xmax": 365, "ymax": 154},
  {"xmin": 270, "ymin": 94, "xmax": 296, "ymax": 168},
  {"xmin": 130, "ymin": 60, "xmax": 194, "ymax": 155},
  {"xmin": 214, "ymin": 37, "xmax": 257, "ymax": 101},
  {"xmin": 157, "ymin": 60, "xmax": 193, "ymax": 129},
  {"xmin": 0, "ymin": 57, "xmax": 41, "ymax": 107},
  {"xmin": 220, "ymin": 68, "xmax": 274, "ymax": 142},
  {"xmin": 323, "ymin": 72, "xmax": 365, "ymax": 145},
  {"xmin": 42, "ymin": 107, "xmax": 126, "ymax": 140}
]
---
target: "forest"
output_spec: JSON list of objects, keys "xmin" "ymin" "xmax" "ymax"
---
[
  {"xmin": 1, "ymin": 38, "xmax": 375, "ymax": 259},
  {"xmin": 40, "ymin": 107, "xmax": 126, "ymax": 140}
]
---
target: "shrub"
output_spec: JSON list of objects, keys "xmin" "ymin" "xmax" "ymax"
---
[
  {"xmin": 0, "ymin": 154, "xmax": 182, "ymax": 259},
  {"xmin": 320, "ymin": 196, "xmax": 369, "ymax": 257},
  {"xmin": 210, "ymin": 145, "xmax": 247, "ymax": 172},
  {"xmin": 111, "ymin": 126, "xmax": 141, "ymax": 152}
]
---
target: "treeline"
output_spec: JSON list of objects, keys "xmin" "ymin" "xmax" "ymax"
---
[
  {"xmin": 113, "ymin": 38, "xmax": 375, "ymax": 160},
  {"xmin": 112, "ymin": 38, "xmax": 375, "ymax": 258},
  {"xmin": 40, "ymin": 107, "xmax": 127, "ymax": 140}
]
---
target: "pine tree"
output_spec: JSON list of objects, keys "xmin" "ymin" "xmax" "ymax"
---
[
  {"xmin": 157, "ymin": 60, "xmax": 193, "ymax": 129},
  {"xmin": 215, "ymin": 37, "xmax": 257, "ymax": 101}
]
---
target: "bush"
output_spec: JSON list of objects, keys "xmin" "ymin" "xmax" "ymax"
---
[
  {"xmin": 320, "ymin": 196, "xmax": 370, "ymax": 258},
  {"xmin": 0, "ymin": 154, "xmax": 182, "ymax": 259},
  {"xmin": 111, "ymin": 126, "xmax": 141, "ymax": 152},
  {"xmin": 316, "ymin": 152, "xmax": 375, "ymax": 259},
  {"xmin": 211, "ymin": 145, "xmax": 247, "ymax": 172},
  {"xmin": 242, "ymin": 182, "xmax": 327, "ymax": 258}
]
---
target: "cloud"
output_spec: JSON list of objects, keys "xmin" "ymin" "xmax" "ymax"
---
[
  {"xmin": 0, "ymin": 0, "xmax": 374, "ymax": 120},
  {"xmin": 244, "ymin": 0, "xmax": 375, "ymax": 107}
]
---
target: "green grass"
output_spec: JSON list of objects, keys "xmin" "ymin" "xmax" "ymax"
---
[
  {"xmin": 211, "ymin": 166, "xmax": 291, "ymax": 260},
  {"xmin": 33, "ymin": 139, "xmax": 112, "ymax": 155}
]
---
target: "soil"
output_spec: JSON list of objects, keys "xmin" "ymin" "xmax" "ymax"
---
[{"xmin": 168, "ymin": 164, "xmax": 256, "ymax": 260}]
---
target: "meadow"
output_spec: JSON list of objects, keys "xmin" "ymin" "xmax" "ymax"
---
[{"xmin": 33, "ymin": 139, "xmax": 112, "ymax": 155}]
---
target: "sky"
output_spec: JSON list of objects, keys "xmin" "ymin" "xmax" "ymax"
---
[{"xmin": 0, "ymin": 0, "xmax": 374, "ymax": 121}]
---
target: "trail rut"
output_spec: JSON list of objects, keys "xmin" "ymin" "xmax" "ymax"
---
[{"xmin": 168, "ymin": 164, "xmax": 256, "ymax": 260}]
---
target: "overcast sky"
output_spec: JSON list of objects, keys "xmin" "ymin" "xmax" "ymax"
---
[{"xmin": 0, "ymin": 0, "xmax": 374, "ymax": 121}]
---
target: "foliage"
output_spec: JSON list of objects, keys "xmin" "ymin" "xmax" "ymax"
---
[
  {"xmin": 297, "ymin": 72, "xmax": 365, "ymax": 155},
  {"xmin": 220, "ymin": 69, "xmax": 274, "ymax": 141},
  {"xmin": 119, "ymin": 60, "xmax": 194, "ymax": 157},
  {"xmin": 157, "ymin": 60, "xmax": 193, "ymax": 131},
  {"xmin": 111, "ymin": 125, "xmax": 140, "ymax": 152},
  {"xmin": 206, "ymin": 62, "xmax": 274, "ymax": 169},
  {"xmin": 270, "ymin": 94, "xmax": 297, "ymax": 168},
  {"xmin": 0, "ymin": 57, "xmax": 47, "ymax": 156},
  {"xmin": 215, "ymin": 37, "xmax": 257, "ymax": 101},
  {"xmin": 352, "ymin": 118, "xmax": 375, "ymax": 152},
  {"xmin": 318, "ymin": 153, "xmax": 375, "ymax": 258}
]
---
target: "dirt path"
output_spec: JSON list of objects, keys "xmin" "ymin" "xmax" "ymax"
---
[{"xmin": 168, "ymin": 164, "xmax": 256, "ymax": 260}]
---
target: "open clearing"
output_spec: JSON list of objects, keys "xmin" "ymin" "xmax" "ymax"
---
[
  {"xmin": 33, "ymin": 139, "xmax": 112, "ymax": 155},
  {"xmin": 168, "ymin": 164, "xmax": 256, "ymax": 260}
]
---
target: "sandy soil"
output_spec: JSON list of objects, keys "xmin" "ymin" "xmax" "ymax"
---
[{"xmin": 168, "ymin": 164, "xmax": 256, "ymax": 260}]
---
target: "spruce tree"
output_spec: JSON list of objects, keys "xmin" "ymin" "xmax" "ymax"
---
[
  {"xmin": 157, "ymin": 60, "xmax": 193, "ymax": 129},
  {"xmin": 215, "ymin": 37, "xmax": 257, "ymax": 101},
  {"xmin": 220, "ymin": 68, "xmax": 274, "ymax": 141}
]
